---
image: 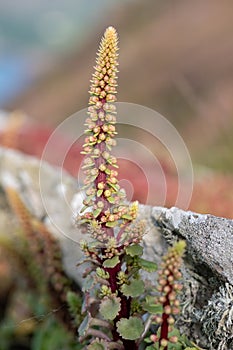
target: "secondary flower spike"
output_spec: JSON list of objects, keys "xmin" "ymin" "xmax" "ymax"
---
[{"xmin": 79, "ymin": 26, "xmax": 140, "ymax": 243}]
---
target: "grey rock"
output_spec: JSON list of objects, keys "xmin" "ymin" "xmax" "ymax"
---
[
  {"xmin": 150, "ymin": 206, "xmax": 233, "ymax": 349},
  {"xmin": 151, "ymin": 206, "xmax": 233, "ymax": 284}
]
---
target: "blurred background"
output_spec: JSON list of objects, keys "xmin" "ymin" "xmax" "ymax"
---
[
  {"xmin": 0, "ymin": 2, "xmax": 233, "ymax": 349},
  {"xmin": 0, "ymin": 0, "xmax": 233, "ymax": 217}
]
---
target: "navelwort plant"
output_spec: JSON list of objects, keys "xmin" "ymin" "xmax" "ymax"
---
[{"xmin": 77, "ymin": 27, "xmax": 200, "ymax": 350}]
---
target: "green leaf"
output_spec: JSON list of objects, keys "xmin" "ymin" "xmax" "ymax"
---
[
  {"xmin": 126, "ymin": 244, "xmax": 143, "ymax": 257},
  {"xmin": 82, "ymin": 163, "xmax": 94, "ymax": 169},
  {"xmin": 116, "ymin": 317, "xmax": 144, "ymax": 340},
  {"xmin": 144, "ymin": 303, "xmax": 163, "ymax": 314},
  {"xmin": 103, "ymin": 255, "xmax": 120, "ymax": 268},
  {"xmin": 122, "ymin": 214, "xmax": 133, "ymax": 220},
  {"xmin": 87, "ymin": 341, "xmax": 106, "ymax": 350},
  {"xmin": 138, "ymin": 258, "xmax": 157, "ymax": 272},
  {"xmin": 107, "ymin": 196, "xmax": 115, "ymax": 204},
  {"xmin": 97, "ymin": 189, "xmax": 103, "ymax": 197},
  {"xmin": 108, "ymin": 183, "xmax": 119, "ymax": 191},
  {"xmin": 82, "ymin": 274, "xmax": 94, "ymax": 292},
  {"xmin": 179, "ymin": 333, "xmax": 202, "ymax": 349},
  {"xmin": 105, "ymin": 221, "xmax": 117, "ymax": 227},
  {"xmin": 99, "ymin": 296, "xmax": 121, "ymax": 320},
  {"xmin": 121, "ymin": 279, "xmax": 145, "ymax": 297},
  {"xmin": 106, "ymin": 144, "xmax": 112, "ymax": 151},
  {"xmin": 79, "ymin": 205, "xmax": 88, "ymax": 214},
  {"xmin": 93, "ymin": 208, "xmax": 102, "ymax": 218},
  {"xmin": 168, "ymin": 328, "xmax": 180, "ymax": 338},
  {"xmin": 96, "ymin": 267, "xmax": 109, "ymax": 279},
  {"xmin": 90, "ymin": 175, "xmax": 98, "ymax": 182},
  {"xmin": 78, "ymin": 314, "xmax": 91, "ymax": 337},
  {"xmin": 142, "ymin": 296, "xmax": 163, "ymax": 314},
  {"xmin": 168, "ymin": 343, "xmax": 183, "ymax": 350},
  {"xmin": 143, "ymin": 336, "xmax": 153, "ymax": 344},
  {"xmin": 88, "ymin": 240, "xmax": 103, "ymax": 250}
]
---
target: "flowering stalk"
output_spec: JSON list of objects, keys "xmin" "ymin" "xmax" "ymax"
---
[
  {"xmin": 79, "ymin": 26, "xmax": 138, "ymax": 240},
  {"xmin": 78, "ymin": 27, "xmax": 148, "ymax": 349},
  {"xmin": 150, "ymin": 240, "xmax": 186, "ymax": 349},
  {"xmin": 79, "ymin": 26, "xmax": 143, "ymax": 269}
]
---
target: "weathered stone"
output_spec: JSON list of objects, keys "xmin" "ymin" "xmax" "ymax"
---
[
  {"xmin": 150, "ymin": 207, "xmax": 233, "ymax": 349},
  {"xmin": 151, "ymin": 206, "xmax": 233, "ymax": 284}
]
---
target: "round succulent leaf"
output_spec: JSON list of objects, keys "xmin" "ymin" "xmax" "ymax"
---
[
  {"xmin": 125, "ymin": 244, "xmax": 143, "ymax": 257},
  {"xmin": 116, "ymin": 317, "xmax": 144, "ymax": 340},
  {"xmin": 103, "ymin": 255, "xmax": 120, "ymax": 268},
  {"xmin": 138, "ymin": 258, "xmax": 157, "ymax": 272},
  {"xmin": 99, "ymin": 296, "xmax": 121, "ymax": 320},
  {"xmin": 121, "ymin": 279, "xmax": 145, "ymax": 297}
]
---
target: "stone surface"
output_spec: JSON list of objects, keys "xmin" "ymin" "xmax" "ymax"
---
[
  {"xmin": 1, "ymin": 147, "xmax": 233, "ymax": 349},
  {"xmin": 151, "ymin": 206, "xmax": 233, "ymax": 284}
]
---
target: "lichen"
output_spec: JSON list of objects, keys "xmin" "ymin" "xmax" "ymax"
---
[{"xmin": 201, "ymin": 283, "xmax": 233, "ymax": 350}]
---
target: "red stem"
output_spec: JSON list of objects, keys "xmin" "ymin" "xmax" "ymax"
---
[
  {"xmin": 159, "ymin": 281, "xmax": 173, "ymax": 350},
  {"xmin": 160, "ymin": 304, "xmax": 169, "ymax": 350},
  {"xmin": 91, "ymin": 97, "xmax": 137, "ymax": 348}
]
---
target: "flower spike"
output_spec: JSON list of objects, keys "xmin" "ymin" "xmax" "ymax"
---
[{"xmin": 79, "ymin": 27, "xmax": 138, "ymax": 243}]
